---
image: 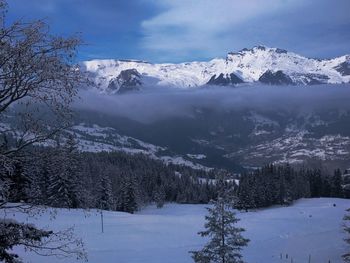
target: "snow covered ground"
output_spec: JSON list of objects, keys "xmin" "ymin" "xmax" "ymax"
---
[{"xmin": 4, "ymin": 198, "xmax": 348, "ymax": 263}]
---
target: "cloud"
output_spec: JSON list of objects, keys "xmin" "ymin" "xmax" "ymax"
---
[
  {"xmin": 140, "ymin": 0, "xmax": 305, "ymax": 60},
  {"xmin": 7, "ymin": 0, "xmax": 350, "ymax": 62},
  {"xmin": 75, "ymin": 84, "xmax": 350, "ymax": 124},
  {"xmin": 140, "ymin": 0, "xmax": 350, "ymax": 62}
]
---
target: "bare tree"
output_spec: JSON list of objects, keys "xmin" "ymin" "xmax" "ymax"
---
[
  {"xmin": 0, "ymin": 0, "xmax": 88, "ymax": 261},
  {"xmin": 0, "ymin": 0, "xmax": 88, "ymax": 157}
]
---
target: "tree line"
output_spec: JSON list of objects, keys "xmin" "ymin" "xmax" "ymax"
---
[
  {"xmin": 4, "ymin": 136, "xmax": 225, "ymax": 214},
  {"xmin": 236, "ymin": 164, "xmax": 347, "ymax": 210}
]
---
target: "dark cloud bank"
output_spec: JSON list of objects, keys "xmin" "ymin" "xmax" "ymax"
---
[{"xmin": 75, "ymin": 84, "xmax": 350, "ymax": 123}]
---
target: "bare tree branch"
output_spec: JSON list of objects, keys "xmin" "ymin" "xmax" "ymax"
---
[{"xmin": 0, "ymin": 1, "xmax": 89, "ymax": 262}]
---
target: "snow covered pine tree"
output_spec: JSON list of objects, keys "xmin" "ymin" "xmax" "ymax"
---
[
  {"xmin": 97, "ymin": 174, "xmax": 115, "ymax": 210},
  {"xmin": 190, "ymin": 178, "xmax": 249, "ymax": 263},
  {"xmin": 47, "ymin": 136, "xmax": 83, "ymax": 208}
]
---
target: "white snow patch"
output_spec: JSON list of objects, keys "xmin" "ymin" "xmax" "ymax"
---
[
  {"xmin": 160, "ymin": 156, "xmax": 212, "ymax": 171},
  {"xmin": 187, "ymin": 154, "xmax": 206, "ymax": 160}
]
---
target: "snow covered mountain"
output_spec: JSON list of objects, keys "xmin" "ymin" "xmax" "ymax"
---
[{"xmin": 83, "ymin": 46, "xmax": 350, "ymax": 92}]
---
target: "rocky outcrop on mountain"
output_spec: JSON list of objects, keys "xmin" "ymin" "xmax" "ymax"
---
[
  {"xmin": 107, "ymin": 69, "xmax": 142, "ymax": 93},
  {"xmin": 293, "ymin": 73, "xmax": 330, "ymax": 85},
  {"xmin": 207, "ymin": 73, "xmax": 244, "ymax": 85},
  {"xmin": 259, "ymin": 70, "xmax": 294, "ymax": 85},
  {"xmin": 334, "ymin": 60, "xmax": 350, "ymax": 76}
]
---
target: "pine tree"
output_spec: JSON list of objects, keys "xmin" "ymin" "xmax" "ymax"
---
[
  {"xmin": 97, "ymin": 174, "xmax": 114, "ymax": 210},
  {"xmin": 120, "ymin": 175, "xmax": 138, "ymax": 213},
  {"xmin": 191, "ymin": 181, "xmax": 249, "ymax": 263},
  {"xmin": 63, "ymin": 135, "xmax": 83, "ymax": 208},
  {"xmin": 154, "ymin": 186, "xmax": 166, "ymax": 208},
  {"xmin": 236, "ymin": 174, "xmax": 255, "ymax": 211},
  {"xmin": 344, "ymin": 208, "xmax": 350, "ymax": 262},
  {"xmin": 7, "ymin": 160, "xmax": 30, "ymax": 202},
  {"xmin": 35, "ymin": 150, "xmax": 52, "ymax": 203},
  {"xmin": 47, "ymin": 136, "xmax": 82, "ymax": 208},
  {"xmin": 0, "ymin": 155, "xmax": 11, "ymax": 204},
  {"xmin": 309, "ymin": 169, "xmax": 323, "ymax": 197},
  {"xmin": 26, "ymin": 173, "xmax": 43, "ymax": 205},
  {"xmin": 47, "ymin": 150, "xmax": 72, "ymax": 207},
  {"xmin": 331, "ymin": 169, "xmax": 343, "ymax": 197},
  {"xmin": 198, "ymin": 184, "xmax": 210, "ymax": 204}
]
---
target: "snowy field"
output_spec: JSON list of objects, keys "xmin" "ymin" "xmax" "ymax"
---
[{"xmin": 4, "ymin": 198, "xmax": 349, "ymax": 263}]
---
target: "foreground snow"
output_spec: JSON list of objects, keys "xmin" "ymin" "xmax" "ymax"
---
[{"xmin": 4, "ymin": 198, "xmax": 348, "ymax": 263}]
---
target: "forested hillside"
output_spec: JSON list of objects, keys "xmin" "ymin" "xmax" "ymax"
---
[
  {"xmin": 3, "ymin": 138, "xmax": 224, "ymax": 214},
  {"xmin": 236, "ymin": 164, "xmax": 347, "ymax": 210}
]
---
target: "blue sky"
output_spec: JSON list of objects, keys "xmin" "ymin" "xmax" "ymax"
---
[{"xmin": 7, "ymin": 0, "xmax": 350, "ymax": 63}]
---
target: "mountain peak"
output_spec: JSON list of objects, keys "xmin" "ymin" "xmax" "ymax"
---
[
  {"xmin": 84, "ymin": 46, "xmax": 350, "ymax": 92},
  {"xmin": 228, "ymin": 45, "xmax": 289, "ymax": 57}
]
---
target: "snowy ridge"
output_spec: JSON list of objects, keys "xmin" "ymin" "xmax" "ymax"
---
[
  {"xmin": 71, "ymin": 123, "xmax": 166, "ymax": 154},
  {"xmin": 225, "ymin": 132, "xmax": 350, "ymax": 165},
  {"xmin": 69, "ymin": 123, "xmax": 211, "ymax": 170},
  {"xmin": 83, "ymin": 46, "xmax": 350, "ymax": 91}
]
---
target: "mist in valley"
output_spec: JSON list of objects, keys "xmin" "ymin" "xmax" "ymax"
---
[{"xmin": 75, "ymin": 84, "xmax": 350, "ymax": 123}]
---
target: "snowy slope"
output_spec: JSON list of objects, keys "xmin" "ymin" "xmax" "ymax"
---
[
  {"xmin": 83, "ymin": 46, "xmax": 350, "ymax": 91},
  {"xmin": 68, "ymin": 123, "xmax": 211, "ymax": 170},
  {"xmin": 5, "ymin": 198, "xmax": 348, "ymax": 263},
  {"xmin": 70, "ymin": 123, "xmax": 166, "ymax": 154}
]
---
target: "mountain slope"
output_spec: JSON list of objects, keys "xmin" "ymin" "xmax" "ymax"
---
[
  {"xmin": 107, "ymin": 69, "xmax": 142, "ymax": 93},
  {"xmin": 83, "ymin": 46, "xmax": 350, "ymax": 91},
  {"xmin": 69, "ymin": 106, "xmax": 350, "ymax": 172}
]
